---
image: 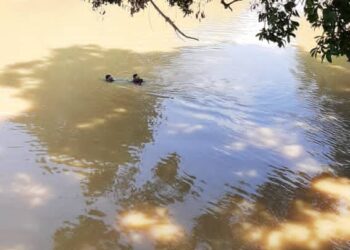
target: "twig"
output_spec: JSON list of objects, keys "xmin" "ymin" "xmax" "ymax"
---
[
  {"xmin": 221, "ymin": 0, "xmax": 242, "ymax": 11},
  {"xmin": 149, "ymin": 0, "xmax": 199, "ymax": 41}
]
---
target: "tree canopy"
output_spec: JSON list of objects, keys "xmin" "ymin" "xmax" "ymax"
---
[{"xmin": 89, "ymin": 0, "xmax": 350, "ymax": 62}]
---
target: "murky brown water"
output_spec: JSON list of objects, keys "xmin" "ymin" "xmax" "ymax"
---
[{"xmin": 1, "ymin": 1, "xmax": 350, "ymax": 250}]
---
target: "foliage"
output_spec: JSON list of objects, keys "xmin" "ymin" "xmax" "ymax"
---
[
  {"xmin": 306, "ymin": 0, "xmax": 350, "ymax": 62},
  {"xmin": 88, "ymin": 0, "xmax": 350, "ymax": 62}
]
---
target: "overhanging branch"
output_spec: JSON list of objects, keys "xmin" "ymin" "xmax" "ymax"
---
[
  {"xmin": 221, "ymin": 0, "xmax": 242, "ymax": 11},
  {"xmin": 149, "ymin": 0, "xmax": 199, "ymax": 41}
]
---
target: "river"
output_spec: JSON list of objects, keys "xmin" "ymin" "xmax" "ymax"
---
[{"xmin": 0, "ymin": 0, "xmax": 350, "ymax": 249}]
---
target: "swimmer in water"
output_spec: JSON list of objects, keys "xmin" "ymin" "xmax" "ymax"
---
[
  {"xmin": 105, "ymin": 73, "xmax": 143, "ymax": 85},
  {"xmin": 132, "ymin": 74, "xmax": 143, "ymax": 85},
  {"xmin": 105, "ymin": 74, "xmax": 115, "ymax": 82}
]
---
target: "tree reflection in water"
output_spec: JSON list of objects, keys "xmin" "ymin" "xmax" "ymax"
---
[
  {"xmin": 53, "ymin": 153, "xmax": 197, "ymax": 249},
  {"xmin": 294, "ymin": 53, "xmax": 350, "ymax": 169},
  {"xmin": 0, "ymin": 45, "xmax": 174, "ymax": 198}
]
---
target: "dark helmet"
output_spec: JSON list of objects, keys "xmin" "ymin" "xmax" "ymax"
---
[
  {"xmin": 105, "ymin": 74, "xmax": 112, "ymax": 80},
  {"xmin": 133, "ymin": 73, "xmax": 138, "ymax": 78}
]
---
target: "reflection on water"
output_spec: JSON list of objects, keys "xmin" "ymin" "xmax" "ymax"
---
[
  {"xmin": 1, "ymin": 1, "xmax": 350, "ymax": 250},
  {"xmin": 242, "ymin": 176, "xmax": 350, "ymax": 250},
  {"xmin": 0, "ymin": 45, "xmax": 172, "ymax": 199},
  {"xmin": 119, "ymin": 208, "xmax": 184, "ymax": 242}
]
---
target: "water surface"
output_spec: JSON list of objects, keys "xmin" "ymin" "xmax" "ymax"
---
[{"xmin": 0, "ymin": 1, "xmax": 350, "ymax": 250}]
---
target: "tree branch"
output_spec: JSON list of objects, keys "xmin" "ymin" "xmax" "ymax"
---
[
  {"xmin": 149, "ymin": 0, "xmax": 199, "ymax": 41},
  {"xmin": 221, "ymin": 0, "xmax": 242, "ymax": 11}
]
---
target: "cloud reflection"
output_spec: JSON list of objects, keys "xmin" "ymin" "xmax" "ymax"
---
[
  {"xmin": 234, "ymin": 169, "xmax": 257, "ymax": 177},
  {"xmin": 223, "ymin": 122, "xmax": 324, "ymax": 174},
  {"xmin": 167, "ymin": 123, "xmax": 204, "ymax": 135},
  {"xmin": 11, "ymin": 173, "xmax": 51, "ymax": 207},
  {"xmin": 0, "ymin": 245, "xmax": 26, "ymax": 250},
  {"xmin": 118, "ymin": 207, "xmax": 184, "ymax": 243}
]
